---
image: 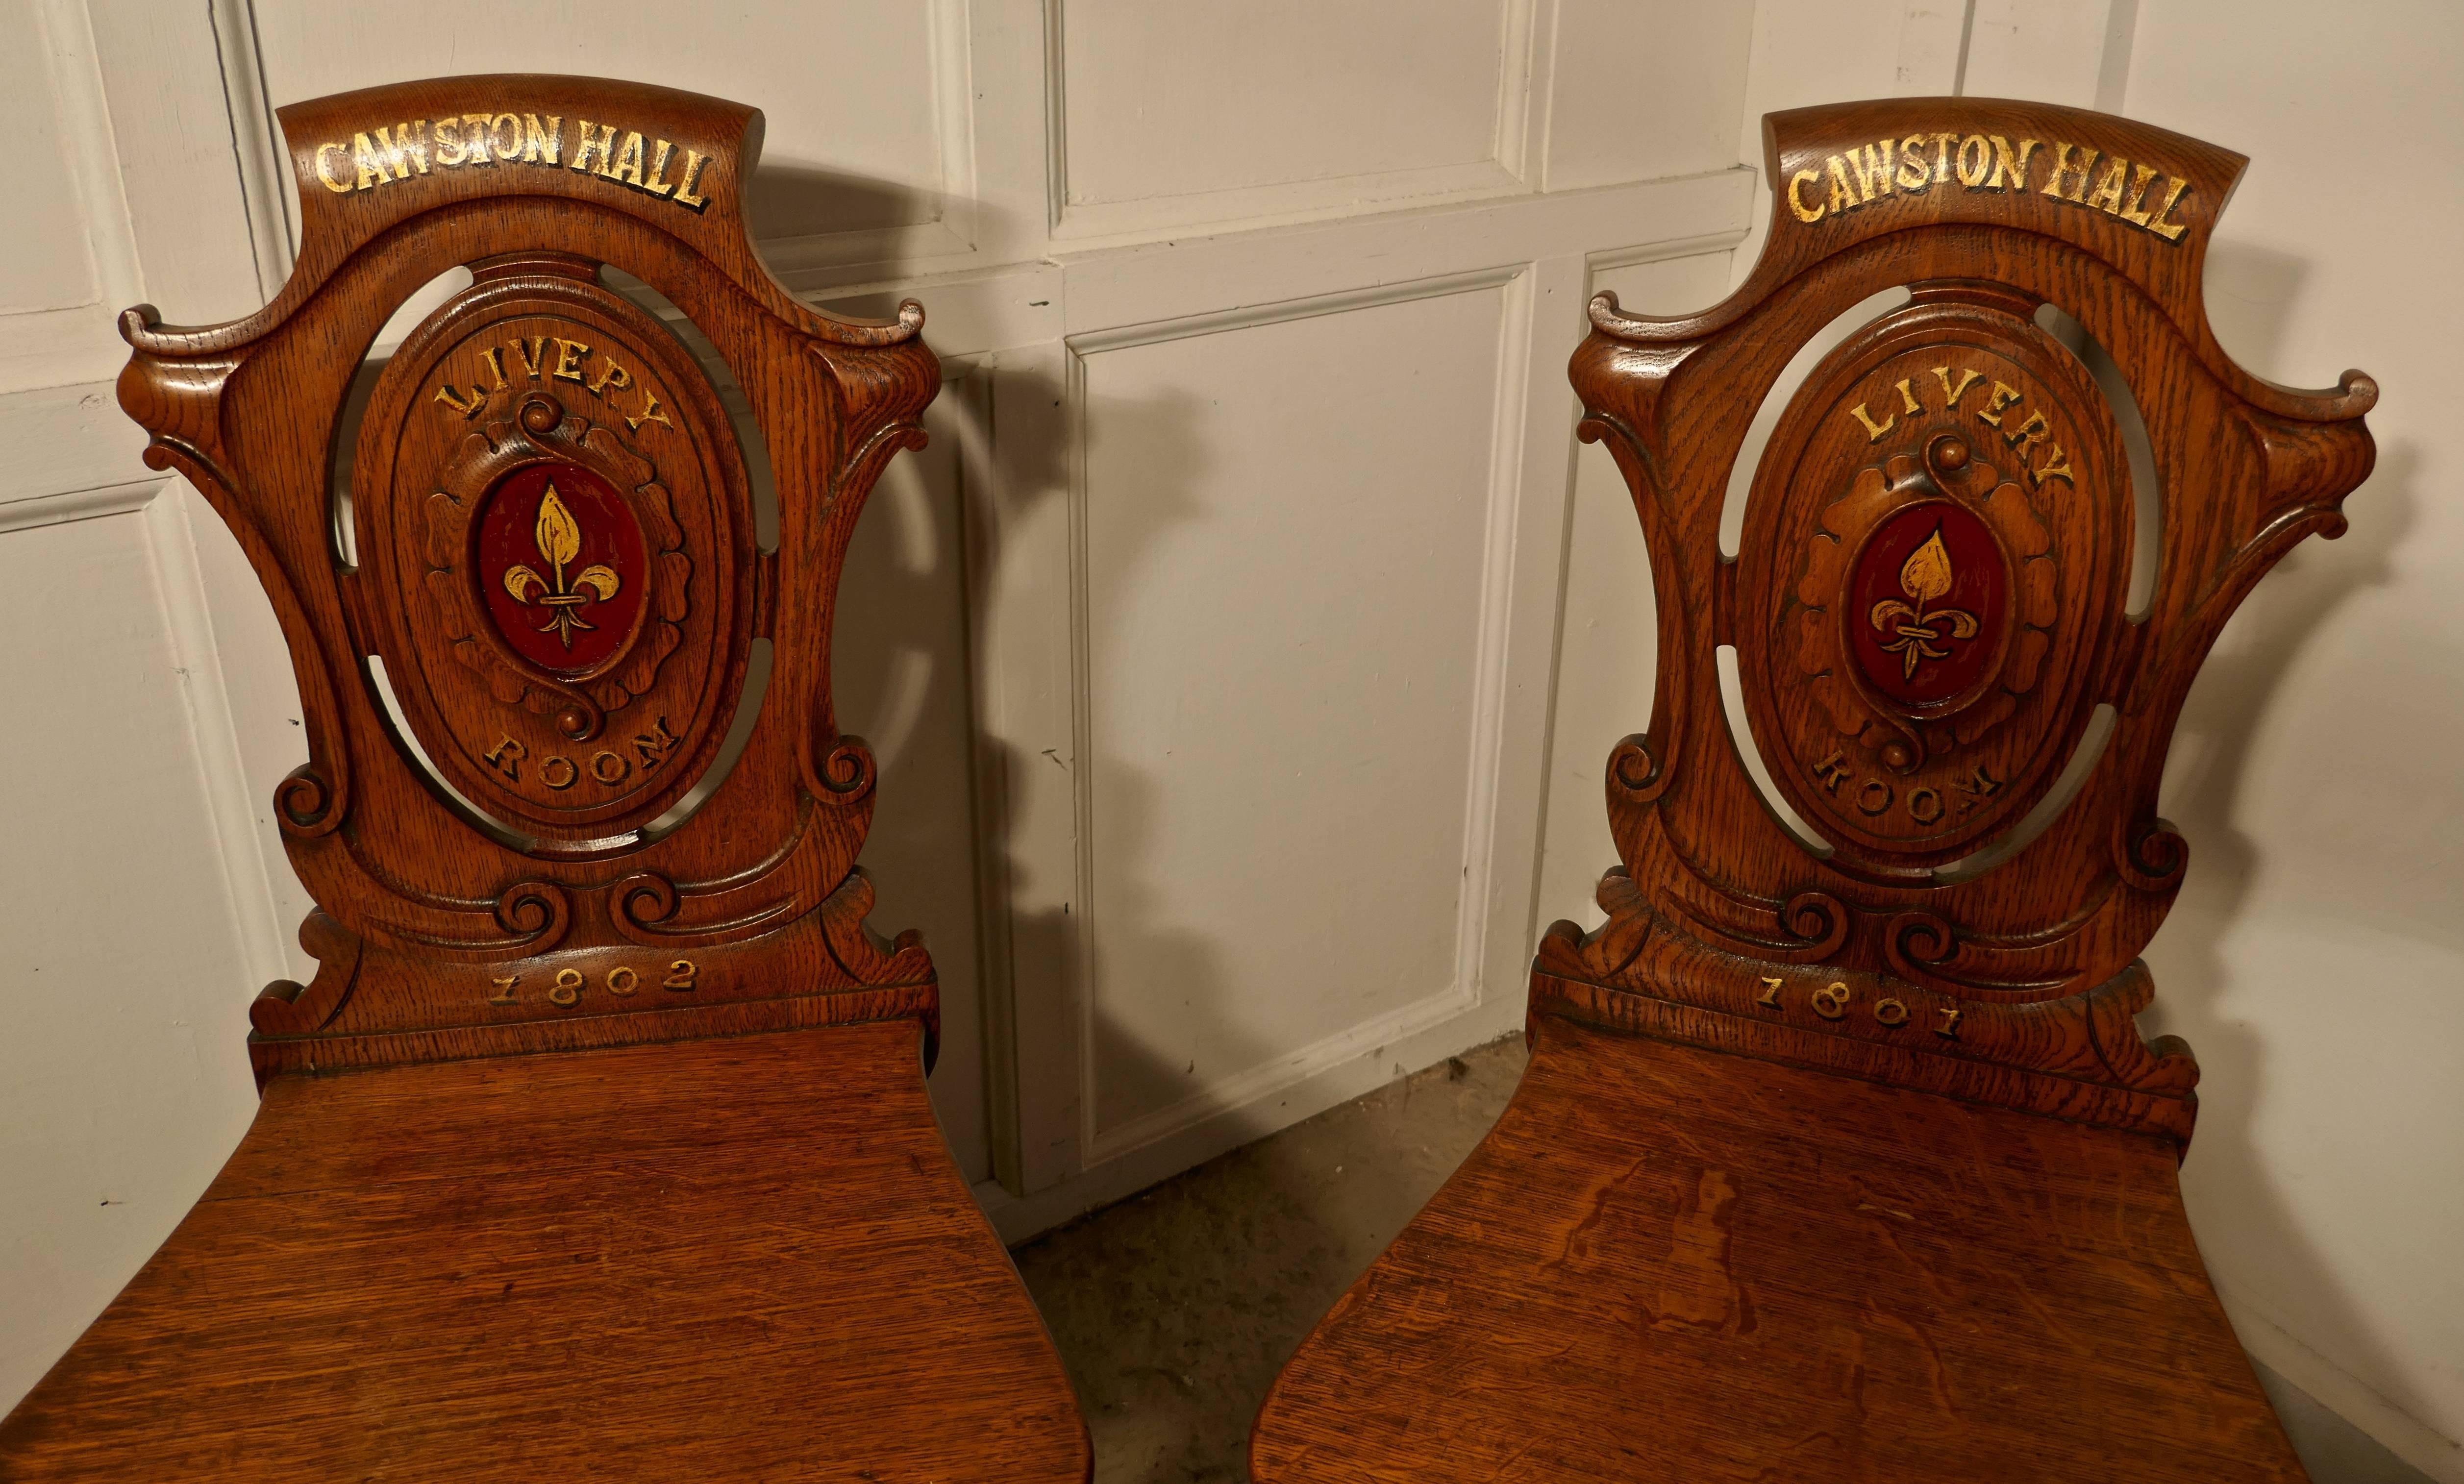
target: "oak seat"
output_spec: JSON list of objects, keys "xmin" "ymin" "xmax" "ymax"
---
[
  {"xmin": 4, "ymin": 1023, "xmax": 1086, "ymax": 1482},
  {"xmin": 1255, "ymin": 1017, "xmax": 2297, "ymax": 1483}
]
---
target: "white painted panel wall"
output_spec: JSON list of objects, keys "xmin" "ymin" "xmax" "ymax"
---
[
  {"xmin": 1078, "ymin": 286, "xmax": 1505, "ymax": 1153},
  {"xmin": 2122, "ymin": 6, "xmax": 2464, "ymax": 1479},
  {"xmin": 1543, "ymin": 0, "xmax": 1756, "ymax": 192},
  {"xmin": 0, "ymin": 501, "xmax": 265, "ymax": 1411},
  {"xmin": 1060, "ymin": 0, "xmax": 1506, "ymax": 204},
  {"xmin": 0, "ymin": 8, "xmax": 100, "ymax": 315}
]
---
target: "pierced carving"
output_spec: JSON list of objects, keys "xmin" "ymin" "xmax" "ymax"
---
[
  {"xmin": 108, "ymin": 77, "xmax": 943, "ymax": 1082},
  {"xmin": 1542, "ymin": 98, "xmax": 2375, "ymax": 1144}
]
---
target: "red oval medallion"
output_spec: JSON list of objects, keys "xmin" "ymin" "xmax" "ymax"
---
[
  {"xmin": 1845, "ymin": 499, "xmax": 2008, "ymax": 708},
  {"xmin": 473, "ymin": 462, "xmax": 647, "ymax": 676}
]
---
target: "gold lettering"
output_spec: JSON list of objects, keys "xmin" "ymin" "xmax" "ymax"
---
[
  {"xmin": 1874, "ymin": 997, "xmax": 1910, "ymax": 1027},
  {"xmin": 1825, "ymin": 155, "xmax": 1859, "ymax": 215},
  {"xmin": 1848, "ymin": 402, "xmax": 1894, "ymax": 442},
  {"xmin": 2116, "ymin": 162, "xmax": 2162, "ymax": 227},
  {"xmin": 1811, "ymin": 750, "xmax": 1851, "ymax": 793},
  {"xmin": 1856, "ymin": 779, "xmax": 1893, "ymax": 816},
  {"xmin": 609, "ymin": 131, "xmax": 647, "ymax": 187},
  {"xmin": 432, "ymin": 383, "xmax": 484, "ymax": 419},
  {"xmin": 2084, "ymin": 156, "xmax": 2131, "ymax": 214},
  {"xmin": 588, "ymin": 359, "xmax": 633, "ymax": 398},
  {"xmin": 2032, "ymin": 445, "xmax": 2076, "ymax": 486},
  {"xmin": 488, "ymin": 975, "xmax": 519, "ymax": 1005},
  {"xmin": 1976, "ymin": 381, "xmax": 2024, "ymax": 427},
  {"xmin": 2003, "ymin": 408, "xmax": 2051, "ymax": 460},
  {"xmin": 672, "ymin": 149, "xmax": 714, "ymax": 211},
  {"xmin": 1987, "ymin": 135, "xmax": 2039, "ymax": 191},
  {"xmin": 461, "ymin": 114, "xmax": 497, "ymax": 166},
  {"xmin": 482, "ymin": 346, "xmax": 508, "ymax": 391},
  {"xmin": 572, "ymin": 120, "xmax": 617, "ymax": 175},
  {"xmin": 373, "ymin": 122, "xmax": 429, "ymax": 177},
  {"xmin": 1847, "ymin": 140, "xmax": 1895, "ymax": 202},
  {"xmin": 633, "ymin": 716, "xmax": 680, "ymax": 768},
  {"xmin": 509, "ymin": 336, "xmax": 548, "ymax": 380},
  {"xmin": 642, "ymin": 139, "xmax": 681, "ymax": 198},
  {"xmin": 1788, "ymin": 168, "xmax": 1825, "ymax": 223},
  {"xmin": 432, "ymin": 117, "xmax": 468, "ymax": 168},
  {"xmin": 1929, "ymin": 131, "xmax": 1957, "ymax": 183},
  {"xmin": 1812, "ymin": 981, "xmax": 1852, "ymax": 1020},
  {"xmin": 1757, "ymin": 976, "xmax": 1783, "ymax": 1008},
  {"xmin": 606, "ymin": 965, "xmax": 640, "ymax": 996},
  {"xmin": 349, "ymin": 132, "xmax": 385, "ymax": 191},
  {"xmin": 549, "ymin": 967, "xmax": 584, "ymax": 1008},
  {"xmin": 1895, "ymin": 377, "xmax": 1920, "ymax": 416},
  {"xmin": 1906, "ymin": 787, "xmax": 1944, "ymax": 825},
  {"xmin": 314, "ymin": 143, "xmax": 355, "ymax": 194},
  {"xmin": 1955, "ymin": 134, "xmax": 1991, "ymax": 188},
  {"xmin": 590, "ymin": 750, "xmax": 630, "ymax": 785},
  {"xmin": 521, "ymin": 113, "xmax": 562, "ymax": 166},
  {"xmin": 1896, "ymin": 134, "xmax": 1932, "ymax": 192},
  {"xmin": 541, "ymin": 755, "xmax": 578, "ymax": 791},
  {"xmin": 662, "ymin": 958, "xmax": 699, "ymax": 991},
  {"xmin": 2144, "ymin": 176, "xmax": 2192, "ymax": 240},
  {"xmin": 2042, "ymin": 141, "xmax": 2100, "ymax": 202},
  {"xmin": 484, "ymin": 735, "xmax": 526, "ymax": 781},
  {"xmin": 490, "ymin": 113, "xmax": 522, "ymax": 162},
  {"xmin": 1935, "ymin": 1005, "xmax": 1964, "ymax": 1039},
  {"xmin": 550, "ymin": 339, "xmax": 591, "ymax": 383},
  {"xmin": 1932, "ymin": 366, "xmax": 1983, "ymax": 409},
  {"xmin": 365, "ymin": 126, "xmax": 406, "ymax": 182},
  {"xmin": 624, "ymin": 391, "xmax": 673, "ymax": 433}
]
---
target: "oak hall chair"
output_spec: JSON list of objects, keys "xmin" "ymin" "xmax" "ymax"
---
[
  {"xmin": 0, "ymin": 76, "xmax": 1088, "ymax": 1483},
  {"xmin": 1254, "ymin": 99, "xmax": 2374, "ymax": 1483}
]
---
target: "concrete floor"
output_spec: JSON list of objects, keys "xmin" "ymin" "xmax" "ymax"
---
[
  {"xmin": 1013, "ymin": 1033, "xmax": 1528, "ymax": 1484},
  {"xmin": 1012, "ymin": 1030, "xmax": 2432, "ymax": 1484}
]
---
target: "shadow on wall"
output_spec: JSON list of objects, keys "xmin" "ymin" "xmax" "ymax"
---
[
  {"xmin": 2140, "ymin": 236, "xmax": 2440, "ymax": 1438},
  {"xmin": 911, "ymin": 306, "xmax": 1396, "ymax": 1481},
  {"xmin": 967, "ymin": 378, "xmax": 1295, "ymax": 1157},
  {"xmin": 748, "ymin": 162, "xmax": 945, "ymax": 242}
]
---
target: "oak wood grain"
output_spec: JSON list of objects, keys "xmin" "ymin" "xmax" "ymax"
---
[
  {"xmin": 3, "ymin": 1023, "xmax": 1089, "ymax": 1482},
  {"xmin": 1255, "ymin": 1017, "xmax": 2299, "ymax": 1484},
  {"xmin": 3, "ymin": 75, "xmax": 1088, "ymax": 1479},
  {"xmin": 1254, "ymin": 96, "xmax": 2371, "ymax": 1481}
]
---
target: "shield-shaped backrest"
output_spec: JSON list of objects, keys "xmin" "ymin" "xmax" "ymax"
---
[
  {"xmin": 1543, "ymin": 98, "xmax": 2375, "ymax": 1142},
  {"xmin": 118, "ymin": 76, "xmax": 941, "ymax": 1082}
]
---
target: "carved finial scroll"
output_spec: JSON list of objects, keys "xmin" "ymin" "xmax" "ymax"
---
[
  {"xmin": 116, "ymin": 77, "xmax": 941, "ymax": 1081},
  {"xmin": 1543, "ymin": 99, "xmax": 2375, "ymax": 1143}
]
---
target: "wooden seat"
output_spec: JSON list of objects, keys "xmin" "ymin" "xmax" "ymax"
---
[
  {"xmin": 1255, "ymin": 98, "xmax": 2374, "ymax": 1483},
  {"xmin": 1, "ymin": 76, "xmax": 1087, "ymax": 1482}
]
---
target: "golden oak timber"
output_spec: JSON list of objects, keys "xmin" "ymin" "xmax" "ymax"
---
[
  {"xmin": 1252, "ymin": 97, "xmax": 2374, "ymax": 1483},
  {"xmin": 0, "ymin": 75, "xmax": 1088, "ymax": 1482},
  {"xmin": 3, "ymin": 1025, "xmax": 1086, "ymax": 1482}
]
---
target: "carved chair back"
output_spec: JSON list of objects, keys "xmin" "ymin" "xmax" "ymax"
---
[
  {"xmin": 118, "ymin": 76, "xmax": 941, "ymax": 1077},
  {"xmin": 1541, "ymin": 98, "xmax": 2375, "ymax": 1138},
  {"xmin": 1251, "ymin": 97, "xmax": 2376, "ymax": 1484},
  {"xmin": 4, "ymin": 75, "xmax": 1092, "ymax": 1484}
]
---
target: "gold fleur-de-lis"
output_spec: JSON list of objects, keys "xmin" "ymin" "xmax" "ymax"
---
[
  {"xmin": 501, "ymin": 483, "xmax": 621, "ymax": 649},
  {"xmin": 1867, "ymin": 526, "xmax": 1979, "ymax": 681}
]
